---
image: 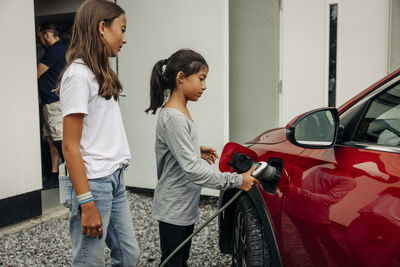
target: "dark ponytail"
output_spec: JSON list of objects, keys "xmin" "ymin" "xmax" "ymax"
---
[
  {"xmin": 145, "ymin": 49, "xmax": 208, "ymax": 114},
  {"xmin": 145, "ymin": 59, "xmax": 170, "ymax": 114}
]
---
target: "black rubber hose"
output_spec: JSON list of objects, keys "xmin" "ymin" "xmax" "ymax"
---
[{"xmin": 159, "ymin": 190, "xmax": 243, "ymax": 267}]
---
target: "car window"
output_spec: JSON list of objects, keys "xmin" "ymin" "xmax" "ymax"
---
[{"xmin": 354, "ymin": 82, "xmax": 400, "ymax": 146}]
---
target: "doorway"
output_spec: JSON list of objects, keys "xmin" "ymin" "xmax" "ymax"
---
[{"xmin": 34, "ymin": 0, "xmax": 83, "ymax": 212}]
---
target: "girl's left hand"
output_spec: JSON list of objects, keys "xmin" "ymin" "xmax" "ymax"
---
[{"xmin": 201, "ymin": 146, "xmax": 219, "ymax": 164}]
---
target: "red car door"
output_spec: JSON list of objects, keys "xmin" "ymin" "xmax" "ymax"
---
[{"xmin": 281, "ymin": 80, "xmax": 400, "ymax": 267}]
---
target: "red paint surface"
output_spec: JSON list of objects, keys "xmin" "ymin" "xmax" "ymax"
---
[{"xmin": 221, "ymin": 68, "xmax": 400, "ymax": 266}]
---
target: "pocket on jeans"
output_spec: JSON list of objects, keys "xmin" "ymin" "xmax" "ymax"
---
[{"xmin": 59, "ymin": 175, "xmax": 73, "ymax": 208}]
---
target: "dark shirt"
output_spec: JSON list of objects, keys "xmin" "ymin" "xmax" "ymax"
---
[{"xmin": 38, "ymin": 40, "xmax": 67, "ymax": 105}]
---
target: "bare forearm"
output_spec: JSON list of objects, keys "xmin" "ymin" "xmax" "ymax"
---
[
  {"xmin": 64, "ymin": 147, "xmax": 90, "ymax": 195},
  {"xmin": 62, "ymin": 106, "xmax": 102, "ymax": 238},
  {"xmin": 63, "ymin": 114, "xmax": 90, "ymax": 195},
  {"xmin": 37, "ymin": 63, "xmax": 49, "ymax": 79}
]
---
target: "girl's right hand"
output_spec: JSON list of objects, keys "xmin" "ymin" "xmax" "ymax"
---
[
  {"xmin": 80, "ymin": 201, "xmax": 103, "ymax": 239},
  {"xmin": 240, "ymin": 166, "xmax": 260, "ymax": 191}
]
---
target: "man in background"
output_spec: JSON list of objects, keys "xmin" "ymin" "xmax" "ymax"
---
[{"xmin": 37, "ymin": 21, "xmax": 67, "ymax": 189}]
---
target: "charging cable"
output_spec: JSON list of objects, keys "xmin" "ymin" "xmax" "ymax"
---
[
  {"xmin": 160, "ymin": 159, "xmax": 278, "ymax": 266},
  {"xmin": 159, "ymin": 190, "xmax": 243, "ymax": 267}
]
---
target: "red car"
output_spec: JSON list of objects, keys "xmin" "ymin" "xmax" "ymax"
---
[{"xmin": 218, "ymin": 68, "xmax": 400, "ymax": 267}]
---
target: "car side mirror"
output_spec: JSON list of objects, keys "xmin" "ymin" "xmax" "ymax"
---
[{"xmin": 286, "ymin": 107, "xmax": 339, "ymax": 149}]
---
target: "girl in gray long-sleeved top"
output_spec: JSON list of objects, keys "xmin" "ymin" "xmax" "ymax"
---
[{"xmin": 145, "ymin": 49, "xmax": 258, "ymax": 267}]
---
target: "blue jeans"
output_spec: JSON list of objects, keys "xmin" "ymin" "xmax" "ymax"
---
[{"xmin": 62, "ymin": 167, "xmax": 140, "ymax": 266}]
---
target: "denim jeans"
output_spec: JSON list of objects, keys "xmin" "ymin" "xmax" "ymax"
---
[{"xmin": 62, "ymin": 166, "xmax": 140, "ymax": 267}]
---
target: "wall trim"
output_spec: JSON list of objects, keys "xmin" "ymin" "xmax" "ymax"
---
[
  {"xmin": 126, "ymin": 186, "xmax": 154, "ymax": 196},
  {"xmin": 0, "ymin": 190, "xmax": 42, "ymax": 228}
]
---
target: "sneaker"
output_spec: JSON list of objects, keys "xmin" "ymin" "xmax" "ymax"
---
[{"xmin": 47, "ymin": 172, "xmax": 59, "ymax": 189}]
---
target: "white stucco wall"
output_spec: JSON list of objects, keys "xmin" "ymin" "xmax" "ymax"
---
[
  {"xmin": 229, "ymin": 0, "xmax": 280, "ymax": 144},
  {"xmin": 389, "ymin": 0, "xmax": 400, "ymax": 72},
  {"xmin": 280, "ymin": 0, "xmax": 328, "ymax": 125},
  {"xmin": 0, "ymin": 0, "xmax": 393, "ymax": 201},
  {"xmin": 0, "ymin": 0, "xmax": 42, "ymax": 199},
  {"xmin": 117, "ymin": 0, "xmax": 229, "ymax": 196},
  {"xmin": 336, "ymin": 0, "xmax": 389, "ymax": 106},
  {"xmin": 280, "ymin": 0, "xmax": 390, "ymax": 125}
]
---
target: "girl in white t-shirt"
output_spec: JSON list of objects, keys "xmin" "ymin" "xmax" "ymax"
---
[{"xmin": 59, "ymin": 1, "xmax": 139, "ymax": 266}]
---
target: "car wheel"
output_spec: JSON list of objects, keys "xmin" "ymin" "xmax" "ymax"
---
[{"xmin": 232, "ymin": 195, "xmax": 270, "ymax": 267}]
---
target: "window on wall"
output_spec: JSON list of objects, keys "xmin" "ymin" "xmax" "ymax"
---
[{"xmin": 328, "ymin": 4, "xmax": 338, "ymax": 107}]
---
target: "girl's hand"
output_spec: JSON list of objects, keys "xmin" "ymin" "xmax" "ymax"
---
[
  {"xmin": 200, "ymin": 146, "xmax": 219, "ymax": 165},
  {"xmin": 240, "ymin": 166, "xmax": 260, "ymax": 191},
  {"xmin": 80, "ymin": 201, "xmax": 103, "ymax": 239}
]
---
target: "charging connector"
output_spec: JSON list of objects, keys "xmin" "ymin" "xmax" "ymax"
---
[
  {"xmin": 252, "ymin": 162, "xmax": 268, "ymax": 177},
  {"xmin": 160, "ymin": 153, "xmax": 279, "ymax": 266}
]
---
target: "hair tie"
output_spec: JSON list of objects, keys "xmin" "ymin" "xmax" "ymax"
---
[{"xmin": 161, "ymin": 58, "xmax": 168, "ymax": 76}]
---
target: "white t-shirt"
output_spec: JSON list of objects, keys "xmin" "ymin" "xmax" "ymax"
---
[{"xmin": 60, "ymin": 59, "xmax": 131, "ymax": 179}]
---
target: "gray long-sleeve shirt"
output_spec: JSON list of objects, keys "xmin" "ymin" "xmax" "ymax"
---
[{"xmin": 152, "ymin": 108, "xmax": 243, "ymax": 226}]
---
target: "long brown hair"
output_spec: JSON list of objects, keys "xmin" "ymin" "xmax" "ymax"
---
[{"xmin": 65, "ymin": 0, "xmax": 124, "ymax": 100}]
